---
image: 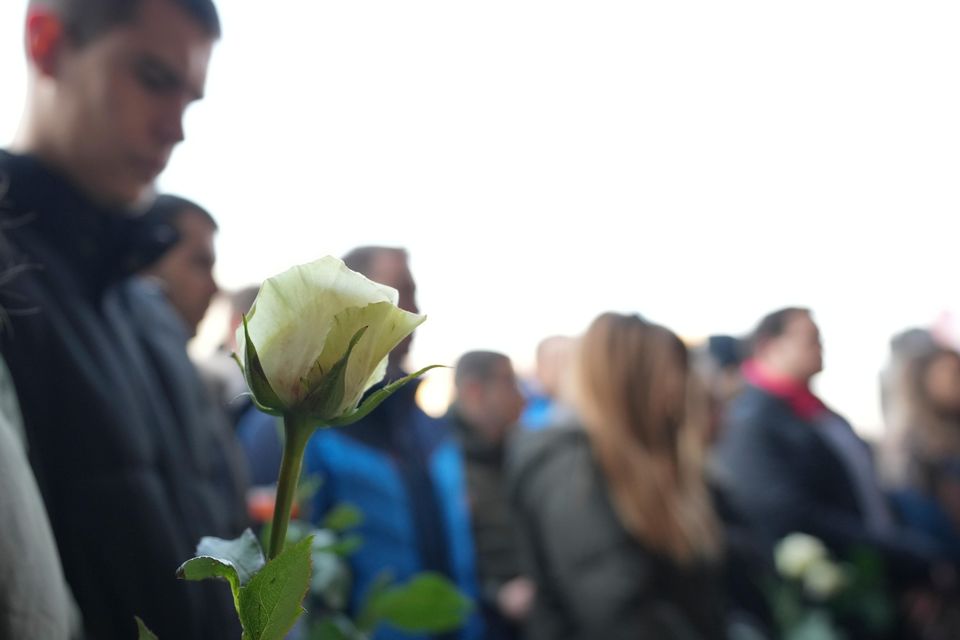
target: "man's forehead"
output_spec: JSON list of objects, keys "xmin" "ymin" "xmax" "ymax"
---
[
  {"xmin": 369, "ymin": 252, "xmax": 415, "ymax": 286},
  {"xmin": 175, "ymin": 208, "xmax": 217, "ymax": 240},
  {"xmin": 108, "ymin": 0, "xmax": 215, "ymax": 97},
  {"xmin": 784, "ymin": 317, "xmax": 819, "ymax": 341},
  {"xmin": 493, "ymin": 359, "xmax": 516, "ymax": 377}
]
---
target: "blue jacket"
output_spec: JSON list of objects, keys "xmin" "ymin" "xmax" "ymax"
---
[{"xmin": 240, "ymin": 379, "xmax": 483, "ymax": 640}]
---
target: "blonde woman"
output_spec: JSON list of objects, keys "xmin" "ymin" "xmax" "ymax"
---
[
  {"xmin": 885, "ymin": 346, "xmax": 960, "ymax": 557},
  {"xmin": 509, "ymin": 313, "xmax": 726, "ymax": 640}
]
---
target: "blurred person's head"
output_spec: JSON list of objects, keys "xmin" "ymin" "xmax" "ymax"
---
[
  {"xmin": 882, "ymin": 328, "xmax": 938, "ymax": 421},
  {"xmin": 141, "ymin": 194, "xmax": 217, "ymax": 335},
  {"xmin": 708, "ymin": 335, "xmax": 744, "ymax": 371},
  {"xmin": 883, "ymin": 328, "xmax": 939, "ymax": 415},
  {"xmin": 453, "ymin": 351, "xmax": 525, "ymax": 444},
  {"xmin": 891, "ymin": 328, "xmax": 938, "ymax": 362},
  {"xmin": 224, "ymin": 285, "xmax": 259, "ymax": 346},
  {"xmin": 535, "ymin": 335, "xmax": 576, "ymax": 399},
  {"xmin": 750, "ymin": 307, "xmax": 823, "ymax": 383},
  {"xmin": 342, "ymin": 246, "xmax": 418, "ymax": 371},
  {"xmin": 882, "ymin": 345, "xmax": 960, "ymax": 490},
  {"xmin": 575, "ymin": 312, "xmax": 719, "ymax": 565},
  {"xmin": 880, "ymin": 329, "xmax": 950, "ymax": 484},
  {"xmin": 911, "ymin": 348, "xmax": 960, "ymax": 419},
  {"xmin": 695, "ymin": 335, "xmax": 746, "ymax": 442},
  {"xmin": 702, "ymin": 334, "xmax": 746, "ymax": 400},
  {"xmin": 17, "ymin": 0, "xmax": 220, "ymax": 208}
]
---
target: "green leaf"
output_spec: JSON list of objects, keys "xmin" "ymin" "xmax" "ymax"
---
[
  {"xmin": 361, "ymin": 572, "xmax": 473, "ymax": 634},
  {"xmin": 857, "ymin": 591, "xmax": 894, "ymax": 633},
  {"xmin": 196, "ymin": 529, "xmax": 267, "ymax": 586},
  {"xmin": 240, "ymin": 535, "xmax": 314, "ymax": 640},
  {"xmin": 302, "ymin": 326, "xmax": 368, "ymax": 420},
  {"xmin": 848, "ymin": 546, "xmax": 884, "ymax": 584},
  {"xmin": 177, "ymin": 529, "xmax": 266, "ymax": 612},
  {"xmin": 319, "ymin": 534, "xmax": 364, "ymax": 558},
  {"xmin": 135, "ymin": 616, "xmax": 159, "ymax": 640},
  {"xmin": 241, "ymin": 314, "xmax": 285, "ymax": 414},
  {"xmin": 356, "ymin": 571, "xmax": 396, "ymax": 633},
  {"xmin": 297, "ymin": 474, "xmax": 324, "ymax": 510},
  {"xmin": 178, "ymin": 556, "xmax": 243, "ymax": 612},
  {"xmin": 311, "ymin": 618, "xmax": 349, "ymax": 640},
  {"xmin": 326, "ymin": 365, "xmax": 446, "ymax": 428},
  {"xmin": 783, "ymin": 609, "xmax": 842, "ymax": 640},
  {"xmin": 309, "ymin": 614, "xmax": 364, "ymax": 640},
  {"xmin": 322, "ymin": 504, "xmax": 364, "ymax": 532},
  {"xmin": 769, "ymin": 580, "xmax": 804, "ymax": 631}
]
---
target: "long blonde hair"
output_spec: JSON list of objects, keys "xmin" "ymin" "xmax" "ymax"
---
[
  {"xmin": 575, "ymin": 312, "xmax": 721, "ymax": 564},
  {"xmin": 884, "ymin": 347, "xmax": 960, "ymax": 487}
]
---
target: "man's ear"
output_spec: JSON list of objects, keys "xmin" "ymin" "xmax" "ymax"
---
[{"xmin": 25, "ymin": 7, "xmax": 66, "ymax": 77}]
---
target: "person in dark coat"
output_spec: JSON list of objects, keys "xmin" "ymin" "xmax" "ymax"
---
[
  {"xmin": 0, "ymin": 0, "xmax": 249, "ymax": 638},
  {"xmin": 139, "ymin": 195, "xmax": 221, "ymax": 338},
  {"xmin": 135, "ymin": 195, "xmax": 249, "ymax": 534},
  {"xmin": 449, "ymin": 351, "xmax": 532, "ymax": 639},
  {"xmin": 710, "ymin": 308, "xmax": 942, "ymax": 616},
  {"xmin": 510, "ymin": 313, "xmax": 727, "ymax": 640}
]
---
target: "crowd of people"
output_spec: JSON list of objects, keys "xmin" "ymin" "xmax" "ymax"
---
[{"xmin": 1, "ymin": 0, "xmax": 959, "ymax": 639}]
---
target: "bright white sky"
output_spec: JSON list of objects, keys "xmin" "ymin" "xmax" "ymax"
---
[{"xmin": 2, "ymin": 2, "xmax": 959, "ymax": 436}]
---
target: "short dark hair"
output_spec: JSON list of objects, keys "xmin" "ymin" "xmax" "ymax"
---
[
  {"xmin": 143, "ymin": 194, "xmax": 217, "ymax": 231},
  {"xmin": 29, "ymin": 0, "xmax": 221, "ymax": 46},
  {"xmin": 707, "ymin": 335, "xmax": 745, "ymax": 370},
  {"xmin": 749, "ymin": 307, "xmax": 811, "ymax": 355},
  {"xmin": 455, "ymin": 351, "xmax": 511, "ymax": 388},
  {"xmin": 342, "ymin": 246, "xmax": 407, "ymax": 280}
]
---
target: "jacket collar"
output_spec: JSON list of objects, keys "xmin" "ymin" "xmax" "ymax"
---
[
  {"xmin": 0, "ymin": 150, "xmax": 177, "ymax": 297},
  {"xmin": 742, "ymin": 359, "xmax": 827, "ymax": 421}
]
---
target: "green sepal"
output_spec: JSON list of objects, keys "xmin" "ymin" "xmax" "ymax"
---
[
  {"xmin": 301, "ymin": 326, "xmax": 368, "ymax": 422},
  {"xmin": 241, "ymin": 314, "xmax": 286, "ymax": 414},
  {"xmin": 135, "ymin": 616, "xmax": 159, "ymax": 640},
  {"xmin": 325, "ymin": 365, "xmax": 446, "ymax": 428},
  {"xmin": 231, "ymin": 353, "xmax": 283, "ymax": 417}
]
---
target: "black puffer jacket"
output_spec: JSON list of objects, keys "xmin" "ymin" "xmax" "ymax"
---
[
  {"xmin": 0, "ymin": 151, "xmax": 248, "ymax": 640},
  {"xmin": 710, "ymin": 383, "xmax": 939, "ymax": 578},
  {"xmin": 508, "ymin": 426, "xmax": 727, "ymax": 640}
]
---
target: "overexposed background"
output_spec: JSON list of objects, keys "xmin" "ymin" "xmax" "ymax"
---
[{"xmin": 2, "ymin": 2, "xmax": 959, "ymax": 435}]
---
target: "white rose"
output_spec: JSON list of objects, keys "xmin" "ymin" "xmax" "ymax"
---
[
  {"xmin": 775, "ymin": 533, "xmax": 828, "ymax": 580},
  {"xmin": 803, "ymin": 558, "xmax": 848, "ymax": 600},
  {"xmin": 236, "ymin": 256, "xmax": 426, "ymax": 424}
]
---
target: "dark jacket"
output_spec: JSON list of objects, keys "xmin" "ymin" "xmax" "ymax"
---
[
  {"xmin": 447, "ymin": 407, "xmax": 523, "ymax": 597},
  {"xmin": 448, "ymin": 407, "xmax": 524, "ymax": 640},
  {"xmin": 710, "ymin": 383, "xmax": 938, "ymax": 579},
  {"xmin": 0, "ymin": 151, "xmax": 248, "ymax": 639},
  {"xmin": 509, "ymin": 426, "xmax": 727, "ymax": 640}
]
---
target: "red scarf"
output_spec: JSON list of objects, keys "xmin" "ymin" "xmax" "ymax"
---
[{"xmin": 742, "ymin": 359, "xmax": 827, "ymax": 421}]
